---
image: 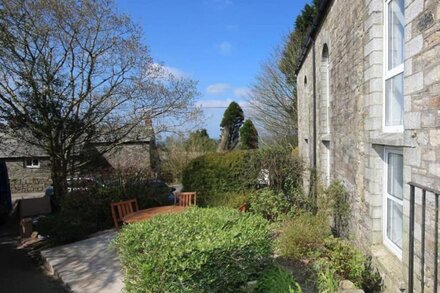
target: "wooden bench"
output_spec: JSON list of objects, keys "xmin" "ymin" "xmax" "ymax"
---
[
  {"xmin": 111, "ymin": 199, "xmax": 139, "ymax": 229},
  {"xmin": 174, "ymin": 192, "xmax": 196, "ymax": 207}
]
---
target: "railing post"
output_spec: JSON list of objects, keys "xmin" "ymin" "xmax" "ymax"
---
[
  {"xmin": 409, "ymin": 184, "xmax": 415, "ymax": 293},
  {"xmin": 435, "ymin": 194, "xmax": 439, "ymax": 293},
  {"xmin": 421, "ymin": 190, "xmax": 426, "ymax": 293}
]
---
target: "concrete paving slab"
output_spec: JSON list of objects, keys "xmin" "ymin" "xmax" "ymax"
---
[{"xmin": 41, "ymin": 230, "xmax": 123, "ymax": 293}]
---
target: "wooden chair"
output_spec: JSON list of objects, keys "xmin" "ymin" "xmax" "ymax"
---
[
  {"xmin": 111, "ymin": 199, "xmax": 139, "ymax": 229},
  {"xmin": 174, "ymin": 192, "xmax": 197, "ymax": 207}
]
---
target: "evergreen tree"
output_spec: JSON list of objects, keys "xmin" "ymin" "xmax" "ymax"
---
[
  {"xmin": 217, "ymin": 102, "xmax": 244, "ymax": 151},
  {"xmin": 239, "ymin": 119, "xmax": 259, "ymax": 150}
]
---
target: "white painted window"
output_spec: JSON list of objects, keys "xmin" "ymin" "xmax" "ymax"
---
[
  {"xmin": 384, "ymin": 0, "xmax": 405, "ymax": 132},
  {"xmin": 383, "ymin": 148, "xmax": 403, "ymax": 258},
  {"xmin": 25, "ymin": 158, "xmax": 40, "ymax": 168}
]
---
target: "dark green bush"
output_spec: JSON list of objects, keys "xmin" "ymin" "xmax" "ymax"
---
[
  {"xmin": 325, "ymin": 181, "xmax": 350, "ymax": 238},
  {"xmin": 182, "ymin": 151, "xmax": 260, "ymax": 206},
  {"xmin": 114, "ymin": 207, "xmax": 272, "ymax": 293},
  {"xmin": 36, "ymin": 175, "xmax": 171, "ymax": 244},
  {"xmin": 314, "ymin": 237, "xmax": 383, "ymax": 292},
  {"xmin": 277, "ymin": 213, "xmax": 331, "ymax": 260},
  {"xmin": 182, "ymin": 148, "xmax": 303, "ymax": 207},
  {"xmin": 249, "ymin": 188, "xmax": 292, "ymax": 221},
  {"xmin": 255, "ymin": 266, "xmax": 302, "ymax": 293}
]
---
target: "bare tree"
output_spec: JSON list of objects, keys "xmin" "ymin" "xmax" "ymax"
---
[
  {"xmin": 0, "ymin": 0, "xmax": 198, "ymax": 203},
  {"xmin": 247, "ymin": 47, "xmax": 297, "ymax": 147}
]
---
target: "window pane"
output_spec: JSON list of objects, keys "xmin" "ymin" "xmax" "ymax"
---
[
  {"xmin": 388, "ymin": 0, "xmax": 404, "ymax": 70},
  {"xmin": 32, "ymin": 159, "xmax": 39, "ymax": 166},
  {"xmin": 385, "ymin": 73, "xmax": 404, "ymax": 127},
  {"xmin": 387, "ymin": 152, "xmax": 403, "ymax": 200},
  {"xmin": 387, "ymin": 198, "xmax": 403, "ymax": 249},
  {"xmin": 25, "ymin": 159, "xmax": 32, "ymax": 166}
]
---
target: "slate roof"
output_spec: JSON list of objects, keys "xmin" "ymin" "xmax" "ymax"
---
[{"xmin": 295, "ymin": 0, "xmax": 333, "ymax": 74}]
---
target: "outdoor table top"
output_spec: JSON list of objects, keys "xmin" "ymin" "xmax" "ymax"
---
[{"xmin": 122, "ymin": 205, "xmax": 188, "ymax": 223}]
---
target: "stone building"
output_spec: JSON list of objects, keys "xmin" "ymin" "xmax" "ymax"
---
[
  {"xmin": 0, "ymin": 124, "xmax": 157, "ymax": 193},
  {"xmin": 296, "ymin": 0, "xmax": 439, "ymax": 291}
]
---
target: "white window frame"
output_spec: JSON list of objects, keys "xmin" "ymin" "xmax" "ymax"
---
[
  {"xmin": 323, "ymin": 141, "xmax": 331, "ymax": 186},
  {"xmin": 25, "ymin": 158, "xmax": 40, "ymax": 169},
  {"xmin": 382, "ymin": 147, "xmax": 403, "ymax": 259},
  {"xmin": 383, "ymin": 0, "xmax": 405, "ymax": 133}
]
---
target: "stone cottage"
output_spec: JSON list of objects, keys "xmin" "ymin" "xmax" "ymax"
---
[
  {"xmin": 0, "ymin": 123, "xmax": 157, "ymax": 193},
  {"xmin": 296, "ymin": 0, "xmax": 439, "ymax": 291}
]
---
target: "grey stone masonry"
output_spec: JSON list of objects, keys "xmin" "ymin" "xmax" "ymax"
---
[{"xmin": 296, "ymin": 0, "xmax": 440, "ymax": 291}]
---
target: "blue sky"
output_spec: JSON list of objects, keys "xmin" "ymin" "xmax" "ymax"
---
[{"xmin": 116, "ymin": 0, "xmax": 309, "ymax": 139}]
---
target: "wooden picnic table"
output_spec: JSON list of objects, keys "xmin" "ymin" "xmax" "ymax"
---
[{"xmin": 122, "ymin": 205, "xmax": 188, "ymax": 224}]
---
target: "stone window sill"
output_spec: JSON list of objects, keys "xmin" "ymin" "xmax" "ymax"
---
[{"xmin": 369, "ymin": 133, "xmax": 412, "ymax": 147}]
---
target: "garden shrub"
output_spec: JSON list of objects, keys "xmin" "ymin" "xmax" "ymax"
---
[
  {"xmin": 255, "ymin": 266, "xmax": 302, "ymax": 293},
  {"xmin": 182, "ymin": 151, "xmax": 260, "ymax": 206},
  {"xmin": 315, "ymin": 237, "xmax": 383, "ymax": 292},
  {"xmin": 114, "ymin": 207, "xmax": 272, "ymax": 293},
  {"xmin": 249, "ymin": 188, "xmax": 292, "ymax": 221},
  {"xmin": 322, "ymin": 237, "xmax": 365, "ymax": 286},
  {"xmin": 325, "ymin": 180, "xmax": 350, "ymax": 237},
  {"xmin": 277, "ymin": 213, "xmax": 331, "ymax": 260},
  {"xmin": 207, "ymin": 191, "xmax": 250, "ymax": 208},
  {"xmin": 36, "ymin": 174, "xmax": 172, "ymax": 244},
  {"xmin": 182, "ymin": 147, "xmax": 303, "ymax": 207}
]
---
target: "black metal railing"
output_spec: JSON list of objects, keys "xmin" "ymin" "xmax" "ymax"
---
[{"xmin": 408, "ymin": 182, "xmax": 440, "ymax": 293}]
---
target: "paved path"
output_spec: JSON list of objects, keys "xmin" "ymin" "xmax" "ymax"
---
[
  {"xmin": 41, "ymin": 230, "xmax": 123, "ymax": 293},
  {"xmin": 0, "ymin": 219, "xmax": 66, "ymax": 293}
]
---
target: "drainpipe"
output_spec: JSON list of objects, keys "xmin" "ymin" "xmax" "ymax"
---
[{"xmin": 312, "ymin": 38, "xmax": 318, "ymax": 206}]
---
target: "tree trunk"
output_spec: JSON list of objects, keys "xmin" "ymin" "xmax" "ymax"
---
[
  {"xmin": 50, "ymin": 157, "xmax": 68, "ymax": 211},
  {"xmin": 217, "ymin": 127, "xmax": 231, "ymax": 152}
]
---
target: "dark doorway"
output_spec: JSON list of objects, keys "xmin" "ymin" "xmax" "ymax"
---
[{"xmin": 0, "ymin": 160, "xmax": 12, "ymax": 220}]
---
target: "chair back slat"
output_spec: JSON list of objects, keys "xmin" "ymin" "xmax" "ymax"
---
[
  {"xmin": 175, "ymin": 192, "xmax": 197, "ymax": 207},
  {"xmin": 111, "ymin": 199, "xmax": 138, "ymax": 229}
]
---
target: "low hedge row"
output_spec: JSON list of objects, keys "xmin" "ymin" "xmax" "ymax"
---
[
  {"xmin": 114, "ymin": 207, "xmax": 273, "ymax": 293},
  {"xmin": 182, "ymin": 148, "xmax": 303, "ymax": 207}
]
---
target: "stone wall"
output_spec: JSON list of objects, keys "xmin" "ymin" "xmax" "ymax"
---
[
  {"xmin": 5, "ymin": 159, "xmax": 52, "ymax": 193},
  {"xmin": 297, "ymin": 0, "xmax": 370, "ymax": 247},
  {"xmin": 297, "ymin": 0, "xmax": 440, "ymax": 291}
]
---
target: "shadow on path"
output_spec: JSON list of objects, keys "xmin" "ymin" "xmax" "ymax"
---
[{"xmin": 0, "ymin": 217, "xmax": 66, "ymax": 293}]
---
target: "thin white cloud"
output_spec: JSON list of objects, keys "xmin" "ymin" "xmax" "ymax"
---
[
  {"xmin": 152, "ymin": 63, "xmax": 189, "ymax": 79},
  {"xmin": 196, "ymin": 98, "xmax": 248, "ymax": 109},
  {"xmin": 206, "ymin": 83, "xmax": 231, "ymax": 95},
  {"xmin": 233, "ymin": 87, "xmax": 251, "ymax": 98},
  {"xmin": 162, "ymin": 65, "xmax": 188, "ymax": 79},
  {"xmin": 218, "ymin": 41, "xmax": 232, "ymax": 55}
]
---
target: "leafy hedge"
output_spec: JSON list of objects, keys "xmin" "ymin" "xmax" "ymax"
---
[
  {"xmin": 182, "ymin": 148, "xmax": 303, "ymax": 207},
  {"xmin": 37, "ymin": 178, "xmax": 171, "ymax": 244},
  {"xmin": 182, "ymin": 151, "xmax": 260, "ymax": 206},
  {"xmin": 114, "ymin": 207, "xmax": 272, "ymax": 293}
]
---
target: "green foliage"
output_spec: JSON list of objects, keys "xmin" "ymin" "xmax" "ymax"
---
[
  {"xmin": 316, "ymin": 237, "xmax": 383, "ymax": 292},
  {"xmin": 361, "ymin": 256, "xmax": 384, "ymax": 293},
  {"xmin": 258, "ymin": 147, "xmax": 303, "ymax": 194},
  {"xmin": 207, "ymin": 191, "xmax": 250, "ymax": 209},
  {"xmin": 255, "ymin": 266, "xmax": 302, "ymax": 293},
  {"xmin": 314, "ymin": 260, "xmax": 339, "ymax": 293},
  {"xmin": 37, "ymin": 174, "xmax": 171, "ymax": 244},
  {"xmin": 182, "ymin": 150, "xmax": 260, "ymax": 206},
  {"xmin": 239, "ymin": 119, "xmax": 259, "ymax": 150},
  {"xmin": 185, "ymin": 129, "xmax": 217, "ymax": 152},
  {"xmin": 280, "ymin": 0, "xmax": 322, "ymax": 86},
  {"xmin": 249, "ymin": 188, "xmax": 292, "ymax": 222},
  {"xmin": 325, "ymin": 180, "xmax": 350, "ymax": 237},
  {"xmin": 277, "ymin": 213, "xmax": 331, "ymax": 260},
  {"xmin": 220, "ymin": 101, "xmax": 244, "ymax": 128},
  {"xmin": 322, "ymin": 237, "xmax": 365, "ymax": 286},
  {"xmin": 114, "ymin": 208, "xmax": 272, "ymax": 293}
]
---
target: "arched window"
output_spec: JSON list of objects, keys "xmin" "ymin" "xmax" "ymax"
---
[{"xmin": 321, "ymin": 44, "xmax": 330, "ymax": 133}]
